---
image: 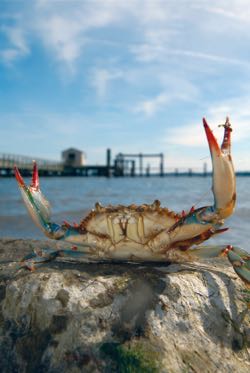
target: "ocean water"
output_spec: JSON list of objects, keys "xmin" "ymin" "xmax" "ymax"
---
[{"xmin": 0, "ymin": 176, "xmax": 250, "ymax": 252}]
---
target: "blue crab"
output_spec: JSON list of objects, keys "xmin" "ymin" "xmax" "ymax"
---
[{"xmin": 14, "ymin": 118, "xmax": 250, "ymax": 287}]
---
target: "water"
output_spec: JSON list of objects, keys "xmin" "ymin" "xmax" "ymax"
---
[{"xmin": 0, "ymin": 176, "xmax": 250, "ymax": 251}]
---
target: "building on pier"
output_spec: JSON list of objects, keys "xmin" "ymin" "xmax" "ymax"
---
[{"xmin": 61, "ymin": 148, "xmax": 86, "ymax": 168}]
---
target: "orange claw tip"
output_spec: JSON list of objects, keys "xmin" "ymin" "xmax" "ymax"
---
[
  {"xmin": 219, "ymin": 244, "xmax": 233, "ymax": 257},
  {"xmin": 31, "ymin": 161, "xmax": 39, "ymax": 189},
  {"xmin": 203, "ymin": 117, "xmax": 221, "ymax": 156},
  {"xmin": 14, "ymin": 165, "xmax": 25, "ymax": 187}
]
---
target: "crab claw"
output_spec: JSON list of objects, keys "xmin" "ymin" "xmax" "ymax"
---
[
  {"xmin": 14, "ymin": 162, "xmax": 64, "ymax": 239},
  {"xmin": 203, "ymin": 117, "xmax": 236, "ymax": 219}
]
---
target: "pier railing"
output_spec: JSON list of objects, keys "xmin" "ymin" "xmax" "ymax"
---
[{"xmin": 0, "ymin": 153, "xmax": 63, "ymax": 172}]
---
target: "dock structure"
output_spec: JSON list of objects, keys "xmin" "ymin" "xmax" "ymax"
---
[
  {"xmin": 0, "ymin": 149, "xmax": 164, "ymax": 177},
  {"xmin": 114, "ymin": 152, "xmax": 164, "ymax": 177},
  {"xmin": 0, "ymin": 153, "xmax": 115, "ymax": 177},
  {"xmin": 0, "ymin": 150, "xmax": 118, "ymax": 177},
  {"xmin": 3, "ymin": 150, "xmax": 249, "ymax": 177}
]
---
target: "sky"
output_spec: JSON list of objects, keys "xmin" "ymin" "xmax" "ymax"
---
[{"xmin": 1, "ymin": 0, "xmax": 250, "ymax": 172}]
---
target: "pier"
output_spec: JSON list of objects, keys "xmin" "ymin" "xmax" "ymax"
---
[
  {"xmin": 0, "ymin": 153, "xmax": 63, "ymax": 176},
  {"xmin": 0, "ymin": 152, "xmax": 114, "ymax": 177},
  {"xmin": 1, "ymin": 151, "xmax": 250, "ymax": 177},
  {"xmin": 0, "ymin": 150, "xmax": 165, "ymax": 177}
]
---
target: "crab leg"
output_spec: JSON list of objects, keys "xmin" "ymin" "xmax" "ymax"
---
[
  {"xmin": 14, "ymin": 162, "xmax": 67, "ymax": 239},
  {"xmin": 19, "ymin": 247, "xmax": 89, "ymax": 271},
  {"xmin": 203, "ymin": 117, "xmax": 236, "ymax": 219},
  {"xmin": 223, "ymin": 246, "xmax": 250, "ymax": 287},
  {"xmin": 19, "ymin": 248, "xmax": 60, "ymax": 270},
  {"xmin": 189, "ymin": 245, "xmax": 250, "ymax": 287}
]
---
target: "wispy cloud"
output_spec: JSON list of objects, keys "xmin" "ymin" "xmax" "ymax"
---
[
  {"xmin": 134, "ymin": 92, "xmax": 171, "ymax": 116},
  {"xmin": 134, "ymin": 74, "xmax": 199, "ymax": 116},
  {"xmin": 132, "ymin": 42, "xmax": 250, "ymax": 69},
  {"xmin": 2, "ymin": 0, "xmax": 250, "ymax": 73},
  {"xmin": 0, "ymin": 1, "xmax": 118, "ymax": 69},
  {"xmin": 164, "ymin": 96, "xmax": 250, "ymax": 147},
  {"xmin": 91, "ymin": 68, "xmax": 124, "ymax": 99},
  {"xmin": 0, "ymin": 26, "xmax": 29, "ymax": 64},
  {"xmin": 38, "ymin": 16, "xmax": 85, "ymax": 66},
  {"xmin": 202, "ymin": 1, "xmax": 250, "ymax": 22},
  {"xmin": 158, "ymin": 96, "xmax": 250, "ymax": 171}
]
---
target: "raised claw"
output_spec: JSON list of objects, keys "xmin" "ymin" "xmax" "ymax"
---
[
  {"xmin": 14, "ymin": 162, "xmax": 65, "ymax": 239},
  {"xmin": 203, "ymin": 118, "xmax": 236, "ymax": 219}
]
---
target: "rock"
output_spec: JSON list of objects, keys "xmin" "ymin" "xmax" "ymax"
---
[{"xmin": 0, "ymin": 238, "xmax": 249, "ymax": 373}]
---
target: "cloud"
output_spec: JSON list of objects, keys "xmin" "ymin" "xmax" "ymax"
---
[
  {"xmin": 0, "ymin": 1, "xmax": 118, "ymax": 69},
  {"xmin": 164, "ymin": 96, "xmax": 250, "ymax": 147},
  {"xmin": 91, "ymin": 68, "xmax": 123, "ymax": 99},
  {"xmin": 134, "ymin": 74, "xmax": 199, "ymax": 116},
  {"xmin": 27, "ymin": 1, "xmax": 137, "ymax": 70},
  {"xmin": 1, "ymin": 0, "xmax": 250, "ymax": 75},
  {"xmin": 0, "ymin": 49, "xmax": 21, "ymax": 64},
  {"xmin": 202, "ymin": 1, "xmax": 250, "ymax": 22},
  {"xmin": 38, "ymin": 16, "xmax": 85, "ymax": 65},
  {"xmin": 134, "ymin": 92, "xmax": 171, "ymax": 116},
  {"xmin": 0, "ymin": 26, "xmax": 29, "ymax": 64},
  {"xmin": 158, "ymin": 96, "xmax": 250, "ymax": 171},
  {"xmin": 132, "ymin": 42, "xmax": 250, "ymax": 68}
]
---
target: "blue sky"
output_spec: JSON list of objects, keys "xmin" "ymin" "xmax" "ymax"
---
[{"xmin": 1, "ymin": 0, "xmax": 250, "ymax": 171}]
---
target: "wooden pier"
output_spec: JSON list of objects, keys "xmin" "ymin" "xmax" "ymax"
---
[
  {"xmin": 0, "ymin": 150, "xmax": 164, "ymax": 177},
  {"xmin": 0, "ymin": 153, "xmax": 113, "ymax": 177},
  {"xmin": 2, "ymin": 151, "xmax": 249, "ymax": 177}
]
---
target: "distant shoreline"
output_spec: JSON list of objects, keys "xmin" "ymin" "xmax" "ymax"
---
[{"xmin": 1, "ymin": 171, "xmax": 250, "ymax": 178}]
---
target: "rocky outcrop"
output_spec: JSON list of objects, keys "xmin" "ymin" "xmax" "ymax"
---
[{"xmin": 0, "ymin": 238, "xmax": 249, "ymax": 373}]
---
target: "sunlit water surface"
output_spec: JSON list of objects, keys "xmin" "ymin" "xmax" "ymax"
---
[{"xmin": 0, "ymin": 176, "xmax": 249, "ymax": 252}]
